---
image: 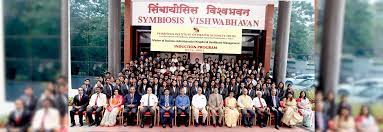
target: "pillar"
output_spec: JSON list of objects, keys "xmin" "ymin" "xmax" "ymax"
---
[
  {"xmin": 108, "ymin": 0, "xmax": 121, "ymax": 76},
  {"xmin": 263, "ymin": 4, "xmax": 274, "ymax": 74},
  {"xmin": 0, "ymin": 0, "xmax": 6, "ymax": 103},
  {"xmin": 124, "ymin": 1, "xmax": 133, "ymax": 64},
  {"xmin": 61, "ymin": 0, "xmax": 68, "ymax": 76},
  {"xmin": 273, "ymin": 0, "xmax": 292, "ymax": 83},
  {"xmin": 318, "ymin": 0, "xmax": 346, "ymax": 94}
]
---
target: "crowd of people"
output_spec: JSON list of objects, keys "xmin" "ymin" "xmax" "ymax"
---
[
  {"xmin": 315, "ymin": 92, "xmax": 380, "ymax": 132},
  {"xmin": 6, "ymin": 76, "xmax": 68, "ymax": 132},
  {"xmin": 69, "ymin": 53, "xmax": 314, "ymax": 129}
]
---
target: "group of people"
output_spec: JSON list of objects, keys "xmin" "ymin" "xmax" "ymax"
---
[
  {"xmin": 7, "ymin": 76, "xmax": 68, "ymax": 132},
  {"xmin": 69, "ymin": 53, "xmax": 313, "ymax": 129},
  {"xmin": 315, "ymin": 92, "xmax": 379, "ymax": 132}
]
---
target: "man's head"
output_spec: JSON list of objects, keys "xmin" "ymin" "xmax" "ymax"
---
[
  {"xmin": 180, "ymin": 88, "xmax": 185, "ymax": 96},
  {"xmin": 271, "ymin": 89, "xmax": 277, "ymax": 96},
  {"xmin": 147, "ymin": 87, "xmax": 153, "ymax": 94},
  {"xmin": 129, "ymin": 86, "xmax": 136, "ymax": 94},
  {"xmin": 42, "ymin": 98, "xmax": 52, "ymax": 109},
  {"xmin": 15, "ymin": 99, "xmax": 24, "ymax": 111},
  {"xmin": 256, "ymin": 91, "xmax": 262, "ymax": 97},
  {"xmin": 84, "ymin": 79, "xmax": 90, "ymax": 85},
  {"xmin": 164, "ymin": 89, "xmax": 170, "ymax": 96},
  {"xmin": 242, "ymin": 88, "xmax": 248, "ymax": 95},
  {"xmin": 106, "ymin": 78, "xmax": 111, "ymax": 84},
  {"xmin": 24, "ymin": 86, "xmax": 33, "ymax": 96},
  {"xmin": 78, "ymin": 87, "xmax": 84, "ymax": 95},
  {"xmin": 213, "ymin": 88, "xmax": 218, "ymax": 94},
  {"xmin": 197, "ymin": 87, "xmax": 202, "ymax": 95},
  {"xmin": 95, "ymin": 86, "xmax": 102, "ymax": 94}
]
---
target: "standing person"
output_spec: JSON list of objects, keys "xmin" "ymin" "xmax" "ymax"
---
[
  {"xmin": 253, "ymin": 91, "xmax": 269, "ymax": 128},
  {"xmin": 297, "ymin": 91, "xmax": 313, "ymax": 128},
  {"xmin": 218, "ymin": 82, "xmax": 228, "ymax": 99},
  {"xmin": 123, "ymin": 86, "xmax": 141, "ymax": 127},
  {"xmin": 19, "ymin": 86, "xmax": 38, "ymax": 113},
  {"xmin": 267, "ymin": 89, "xmax": 281, "ymax": 130},
  {"xmin": 333, "ymin": 106, "xmax": 355, "ymax": 132},
  {"xmin": 139, "ymin": 78, "xmax": 151, "ymax": 95},
  {"xmin": 192, "ymin": 87, "xmax": 208, "ymax": 127},
  {"xmin": 70, "ymin": 88, "xmax": 89, "ymax": 127},
  {"xmin": 281, "ymin": 92, "xmax": 302, "ymax": 128},
  {"xmin": 170, "ymin": 80, "xmax": 179, "ymax": 97},
  {"xmin": 103, "ymin": 78, "xmax": 114, "ymax": 99},
  {"xmin": 83, "ymin": 79, "xmax": 93, "ymax": 97},
  {"xmin": 100, "ymin": 89, "xmax": 124, "ymax": 127},
  {"xmin": 228, "ymin": 79, "xmax": 239, "ymax": 98},
  {"xmin": 7, "ymin": 99, "xmax": 31, "ymax": 132},
  {"xmin": 208, "ymin": 88, "xmax": 224, "ymax": 127},
  {"xmin": 237, "ymin": 88, "xmax": 255, "ymax": 128},
  {"xmin": 276, "ymin": 82, "xmax": 285, "ymax": 98},
  {"xmin": 86, "ymin": 86, "xmax": 107, "ymax": 126},
  {"xmin": 31, "ymin": 98, "xmax": 60, "ymax": 131},
  {"xmin": 175, "ymin": 88, "xmax": 190, "ymax": 127},
  {"xmin": 355, "ymin": 105, "xmax": 379, "ymax": 132},
  {"xmin": 224, "ymin": 91, "xmax": 239, "ymax": 128},
  {"xmin": 139, "ymin": 87, "xmax": 158, "ymax": 128},
  {"xmin": 159, "ymin": 89, "xmax": 175, "ymax": 128}
]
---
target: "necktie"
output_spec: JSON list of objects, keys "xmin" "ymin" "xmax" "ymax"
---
[
  {"xmin": 259, "ymin": 97, "xmax": 263, "ymax": 108},
  {"xmin": 147, "ymin": 94, "xmax": 150, "ymax": 106},
  {"xmin": 130, "ymin": 94, "xmax": 133, "ymax": 104},
  {"xmin": 165, "ymin": 96, "xmax": 169, "ymax": 107},
  {"xmin": 95, "ymin": 95, "xmax": 99, "ymax": 106},
  {"xmin": 273, "ymin": 96, "xmax": 276, "ymax": 107},
  {"xmin": 79, "ymin": 95, "xmax": 82, "ymax": 103},
  {"xmin": 15, "ymin": 112, "xmax": 21, "ymax": 124}
]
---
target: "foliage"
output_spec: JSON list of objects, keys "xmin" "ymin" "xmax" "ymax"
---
[
  {"xmin": 0, "ymin": 114, "xmax": 9, "ymax": 127},
  {"xmin": 68, "ymin": 97, "xmax": 74, "ymax": 106}
]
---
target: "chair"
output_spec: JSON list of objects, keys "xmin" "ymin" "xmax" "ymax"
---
[
  {"xmin": 138, "ymin": 106, "xmax": 157, "ymax": 126},
  {"xmin": 121, "ymin": 107, "xmax": 140, "ymax": 126},
  {"xmin": 174, "ymin": 107, "xmax": 191, "ymax": 126},
  {"xmin": 85, "ymin": 107, "xmax": 105, "ymax": 125},
  {"xmin": 238, "ymin": 107, "xmax": 256, "ymax": 126},
  {"xmin": 207, "ymin": 107, "xmax": 224, "ymax": 125},
  {"xmin": 268, "ymin": 101, "xmax": 285, "ymax": 126},
  {"xmin": 157, "ymin": 107, "xmax": 175, "ymax": 126},
  {"xmin": 191, "ymin": 106, "xmax": 209, "ymax": 125},
  {"xmin": 74, "ymin": 111, "xmax": 87, "ymax": 124}
]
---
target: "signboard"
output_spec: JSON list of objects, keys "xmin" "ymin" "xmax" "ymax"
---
[
  {"xmin": 132, "ymin": 1, "xmax": 266, "ymax": 30},
  {"xmin": 151, "ymin": 26, "xmax": 242, "ymax": 54}
]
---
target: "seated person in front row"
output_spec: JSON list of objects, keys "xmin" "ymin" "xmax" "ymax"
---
[
  {"xmin": 123, "ymin": 86, "xmax": 141, "ymax": 127},
  {"xmin": 208, "ymin": 88, "xmax": 224, "ymax": 127},
  {"xmin": 253, "ymin": 91, "xmax": 269, "ymax": 128},
  {"xmin": 7, "ymin": 99, "xmax": 31, "ymax": 132},
  {"xmin": 159, "ymin": 89, "xmax": 175, "ymax": 128},
  {"xmin": 100, "ymin": 89, "xmax": 123, "ymax": 127},
  {"xmin": 175, "ymin": 88, "xmax": 190, "ymax": 127},
  {"xmin": 267, "ymin": 89, "xmax": 282, "ymax": 130},
  {"xmin": 238, "ymin": 88, "xmax": 255, "ymax": 128},
  {"xmin": 86, "ymin": 86, "xmax": 107, "ymax": 127},
  {"xmin": 139, "ymin": 87, "xmax": 158, "ymax": 128},
  {"xmin": 70, "ymin": 87, "xmax": 89, "ymax": 127},
  {"xmin": 192, "ymin": 87, "xmax": 208, "ymax": 127}
]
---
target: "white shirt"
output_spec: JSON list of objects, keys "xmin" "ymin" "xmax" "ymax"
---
[
  {"xmin": 171, "ymin": 58, "xmax": 178, "ymax": 63},
  {"xmin": 170, "ymin": 66, "xmax": 177, "ymax": 73},
  {"xmin": 31, "ymin": 108, "xmax": 60, "ymax": 130},
  {"xmin": 89, "ymin": 93, "xmax": 107, "ymax": 107},
  {"xmin": 237, "ymin": 95, "xmax": 253, "ymax": 109},
  {"xmin": 140, "ymin": 94, "xmax": 158, "ymax": 106},
  {"xmin": 182, "ymin": 87, "xmax": 188, "ymax": 94},
  {"xmin": 192, "ymin": 94, "xmax": 207, "ymax": 109},
  {"xmin": 253, "ymin": 97, "xmax": 267, "ymax": 108}
]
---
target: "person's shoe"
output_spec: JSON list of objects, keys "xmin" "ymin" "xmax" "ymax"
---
[
  {"xmin": 169, "ymin": 124, "xmax": 173, "ymax": 128},
  {"xmin": 70, "ymin": 124, "xmax": 75, "ymax": 127},
  {"xmin": 149, "ymin": 124, "xmax": 153, "ymax": 128},
  {"xmin": 194, "ymin": 123, "xmax": 199, "ymax": 127},
  {"xmin": 219, "ymin": 123, "xmax": 223, "ymax": 127},
  {"xmin": 213, "ymin": 124, "xmax": 216, "ymax": 127},
  {"xmin": 124, "ymin": 123, "xmax": 128, "ymax": 127},
  {"xmin": 79, "ymin": 123, "xmax": 83, "ymax": 127},
  {"xmin": 140, "ymin": 124, "xmax": 144, "ymax": 128},
  {"xmin": 202, "ymin": 123, "xmax": 206, "ymax": 127},
  {"xmin": 275, "ymin": 126, "xmax": 280, "ymax": 130},
  {"xmin": 263, "ymin": 124, "xmax": 267, "ymax": 127},
  {"xmin": 185, "ymin": 123, "xmax": 189, "ymax": 127},
  {"xmin": 177, "ymin": 124, "xmax": 181, "ymax": 127},
  {"xmin": 89, "ymin": 122, "xmax": 95, "ymax": 127},
  {"xmin": 162, "ymin": 124, "xmax": 166, "ymax": 128},
  {"xmin": 260, "ymin": 124, "xmax": 264, "ymax": 128}
]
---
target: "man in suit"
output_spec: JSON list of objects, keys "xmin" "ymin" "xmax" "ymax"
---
[
  {"xmin": 170, "ymin": 80, "xmax": 179, "ymax": 98},
  {"xmin": 7, "ymin": 99, "xmax": 31, "ymax": 132},
  {"xmin": 190, "ymin": 81, "xmax": 199, "ymax": 97},
  {"xmin": 82, "ymin": 79, "xmax": 93, "ymax": 97},
  {"xmin": 123, "ymin": 86, "xmax": 141, "ymax": 127},
  {"xmin": 228, "ymin": 79, "xmax": 239, "ymax": 98},
  {"xmin": 218, "ymin": 83, "xmax": 228, "ymax": 99},
  {"xmin": 55, "ymin": 85, "xmax": 68, "ymax": 118},
  {"xmin": 267, "ymin": 89, "xmax": 281, "ymax": 130},
  {"xmin": 248, "ymin": 87, "xmax": 256, "ymax": 99},
  {"xmin": 19, "ymin": 86, "xmax": 38, "ymax": 113},
  {"xmin": 159, "ymin": 89, "xmax": 175, "ymax": 128},
  {"xmin": 103, "ymin": 78, "xmax": 114, "ymax": 99},
  {"xmin": 86, "ymin": 86, "xmax": 107, "ymax": 126},
  {"xmin": 139, "ymin": 78, "xmax": 151, "ymax": 95},
  {"xmin": 121, "ymin": 78, "xmax": 130, "ymax": 96},
  {"xmin": 139, "ymin": 87, "xmax": 158, "ymax": 128},
  {"xmin": 70, "ymin": 88, "xmax": 89, "ymax": 127},
  {"xmin": 253, "ymin": 91, "xmax": 269, "ymax": 128},
  {"xmin": 152, "ymin": 77, "xmax": 161, "ymax": 96},
  {"xmin": 31, "ymin": 98, "xmax": 60, "ymax": 131},
  {"xmin": 208, "ymin": 88, "xmax": 224, "ymax": 127}
]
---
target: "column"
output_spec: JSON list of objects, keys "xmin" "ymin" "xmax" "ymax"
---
[
  {"xmin": 108, "ymin": 0, "xmax": 121, "ymax": 76},
  {"xmin": 61, "ymin": 0, "xmax": 68, "ymax": 76},
  {"xmin": 318, "ymin": 0, "xmax": 346, "ymax": 94},
  {"xmin": 124, "ymin": 1, "xmax": 133, "ymax": 64},
  {"xmin": 263, "ymin": 4, "xmax": 274, "ymax": 73},
  {"xmin": 0, "ymin": 0, "xmax": 6, "ymax": 103},
  {"xmin": 273, "ymin": 0, "xmax": 292, "ymax": 83}
]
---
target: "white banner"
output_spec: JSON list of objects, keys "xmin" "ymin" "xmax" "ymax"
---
[{"xmin": 132, "ymin": 1, "xmax": 267, "ymax": 30}]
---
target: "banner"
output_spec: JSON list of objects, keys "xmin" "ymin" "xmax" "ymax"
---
[
  {"xmin": 132, "ymin": 1, "xmax": 266, "ymax": 30},
  {"xmin": 151, "ymin": 26, "xmax": 242, "ymax": 54}
]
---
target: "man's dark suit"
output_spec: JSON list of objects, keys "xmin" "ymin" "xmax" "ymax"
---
[
  {"xmin": 7, "ymin": 110, "xmax": 31, "ymax": 132},
  {"xmin": 267, "ymin": 95, "xmax": 281, "ymax": 127},
  {"xmin": 121, "ymin": 84, "xmax": 131, "ymax": 96},
  {"xmin": 159, "ymin": 95, "xmax": 175, "ymax": 125},
  {"xmin": 123, "ymin": 93, "xmax": 141, "ymax": 124},
  {"xmin": 103, "ymin": 84, "xmax": 114, "ymax": 99},
  {"xmin": 83, "ymin": 84, "xmax": 93, "ymax": 97},
  {"xmin": 219, "ymin": 87, "xmax": 228, "ymax": 99},
  {"xmin": 70, "ymin": 94, "xmax": 89, "ymax": 126},
  {"xmin": 138, "ymin": 84, "xmax": 152, "ymax": 95},
  {"xmin": 228, "ymin": 85, "xmax": 239, "ymax": 98},
  {"xmin": 152, "ymin": 84, "xmax": 161, "ymax": 96},
  {"xmin": 169, "ymin": 86, "xmax": 179, "ymax": 98}
]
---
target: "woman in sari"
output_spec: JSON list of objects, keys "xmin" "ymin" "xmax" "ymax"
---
[
  {"xmin": 100, "ymin": 89, "xmax": 124, "ymax": 127},
  {"xmin": 224, "ymin": 92, "xmax": 240, "ymax": 128},
  {"xmin": 333, "ymin": 105, "xmax": 355, "ymax": 132},
  {"xmin": 281, "ymin": 92, "xmax": 303, "ymax": 127},
  {"xmin": 355, "ymin": 105, "xmax": 378, "ymax": 132},
  {"xmin": 297, "ymin": 91, "xmax": 313, "ymax": 128}
]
